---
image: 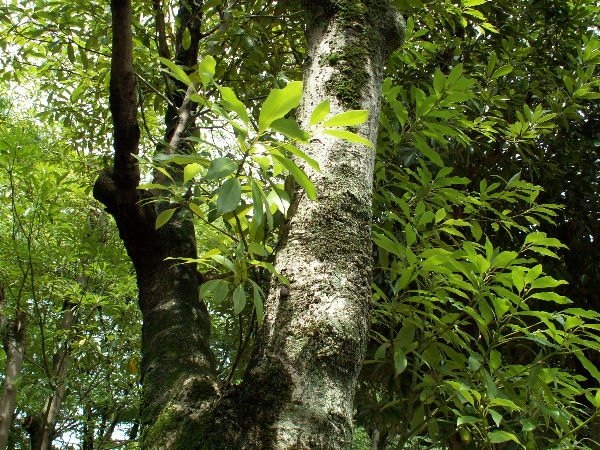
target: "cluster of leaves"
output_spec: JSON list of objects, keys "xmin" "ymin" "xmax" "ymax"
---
[
  {"xmin": 357, "ymin": 161, "xmax": 600, "ymax": 448},
  {"xmin": 141, "ymin": 58, "xmax": 371, "ymax": 368},
  {"xmin": 0, "ymin": 108, "xmax": 140, "ymax": 447}
]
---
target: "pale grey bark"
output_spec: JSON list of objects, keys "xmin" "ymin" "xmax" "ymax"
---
[{"xmin": 246, "ymin": 2, "xmax": 405, "ymax": 447}]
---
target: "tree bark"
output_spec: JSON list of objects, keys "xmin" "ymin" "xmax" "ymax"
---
[
  {"xmin": 25, "ymin": 300, "xmax": 76, "ymax": 450},
  {"xmin": 94, "ymin": 1, "xmax": 217, "ymax": 445},
  {"xmin": 0, "ymin": 286, "xmax": 27, "ymax": 450},
  {"xmin": 236, "ymin": 1, "xmax": 404, "ymax": 447}
]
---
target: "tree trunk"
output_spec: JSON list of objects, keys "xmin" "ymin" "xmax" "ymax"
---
[
  {"xmin": 0, "ymin": 285, "xmax": 27, "ymax": 450},
  {"xmin": 236, "ymin": 2, "xmax": 404, "ymax": 446},
  {"xmin": 26, "ymin": 301, "xmax": 76, "ymax": 450},
  {"xmin": 93, "ymin": 1, "xmax": 216, "ymax": 445}
]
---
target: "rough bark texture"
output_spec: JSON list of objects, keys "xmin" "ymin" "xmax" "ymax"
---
[
  {"xmin": 238, "ymin": 1, "xmax": 405, "ymax": 447},
  {"xmin": 94, "ymin": 1, "xmax": 216, "ymax": 446},
  {"xmin": 0, "ymin": 285, "xmax": 26, "ymax": 450}
]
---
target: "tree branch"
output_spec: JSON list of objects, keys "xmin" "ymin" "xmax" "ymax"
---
[{"xmin": 110, "ymin": 0, "xmax": 140, "ymax": 193}]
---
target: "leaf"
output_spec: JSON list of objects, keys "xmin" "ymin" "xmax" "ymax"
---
[
  {"xmin": 258, "ymin": 81, "xmax": 303, "ymax": 133},
  {"xmin": 272, "ymin": 154, "xmax": 316, "ymax": 200},
  {"xmin": 487, "ymin": 431, "xmax": 520, "ymax": 445},
  {"xmin": 217, "ymin": 178, "xmax": 242, "ymax": 214},
  {"xmin": 271, "ymin": 118, "xmax": 309, "ymax": 141},
  {"xmin": 413, "ymin": 135, "xmax": 443, "ymax": 167},
  {"xmin": 283, "ymin": 144, "xmax": 321, "ymax": 172},
  {"xmin": 137, "ymin": 183, "xmax": 170, "ymax": 190},
  {"xmin": 394, "ymin": 346, "xmax": 408, "ymax": 375},
  {"xmin": 530, "ymin": 276, "xmax": 567, "ymax": 289},
  {"xmin": 198, "ymin": 55, "xmax": 216, "ymax": 86},
  {"xmin": 206, "ymin": 157, "xmax": 237, "ymax": 180},
  {"xmin": 183, "ymin": 163, "xmax": 202, "ymax": 184},
  {"xmin": 310, "ymin": 99, "xmax": 331, "ymax": 125},
  {"xmin": 251, "ymin": 281, "xmax": 264, "ymax": 326},
  {"xmin": 182, "ymin": 28, "xmax": 191, "ymax": 51},
  {"xmin": 233, "ymin": 284, "xmax": 246, "ymax": 314},
  {"xmin": 322, "ymin": 129, "xmax": 374, "ymax": 148},
  {"xmin": 321, "ymin": 110, "xmax": 368, "ymax": 128},
  {"xmin": 511, "ymin": 268, "xmax": 525, "ymax": 292},
  {"xmin": 463, "ymin": 0, "xmax": 487, "ymax": 5},
  {"xmin": 435, "ymin": 208, "xmax": 446, "ymax": 223},
  {"xmin": 219, "ymin": 87, "xmax": 249, "ymax": 124},
  {"xmin": 489, "ymin": 409, "xmax": 502, "ymax": 427},
  {"xmin": 210, "ymin": 254, "xmax": 236, "ymax": 273},
  {"xmin": 155, "ymin": 208, "xmax": 177, "ymax": 229},
  {"xmin": 159, "ymin": 57, "xmax": 194, "ymax": 87},
  {"xmin": 251, "ymin": 181, "xmax": 264, "ymax": 226},
  {"xmin": 489, "ymin": 398, "xmax": 521, "ymax": 411},
  {"xmin": 528, "ymin": 291, "xmax": 571, "ymax": 304},
  {"xmin": 491, "ymin": 65, "xmax": 513, "ymax": 79}
]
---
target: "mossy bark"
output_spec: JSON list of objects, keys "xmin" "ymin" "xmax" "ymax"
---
[{"xmin": 240, "ymin": 1, "xmax": 405, "ymax": 447}]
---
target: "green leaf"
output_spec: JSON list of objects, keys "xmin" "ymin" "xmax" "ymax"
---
[
  {"xmin": 321, "ymin": 110, "xmax": 368, "ymax": 128},
  {"xmin": 270, "ymin": 118, "xmax": 309, "ymax": 141},
  {"xmin": 155, "ymin": 208, "xmax": 177, "ymax": 229},
  {"xmin": 489, "ymin": 398, "xmax": 521, "ymax": 411},
  {"xmin": 233, "ymin": 284, "xmax": 246, "ymax": 314},
  {"xmin": 487, "ymin": 431, "xmax": 520, "ymax": 444},
  {"xmin": 489, "ymin": 409, "xmax": 502, "ymax": 427},
  {"xmin": 283, "ymin": 144, "xmax": 321, "ymax": 172},
  {"xmin": 258, "ymin": 81, "xmax": 303, "ymax": 133},
  {"xmin": 183, "ymin": 163, "xmax": 202, "ymax": 184},
  {"xmin": 530, "ymin": 276, "xmax": 567, "ymax": 289},
  {"xmin": 463, "ymin": 0, "xmax": 487, "ymax": 6},
  {"xmin": 138, "ymin": 183, "xmax": 170, "ymax": 190},
  {"xmin": 511, "ymin": 268, "xmax": 525, "ymax": 292},
  {"xmin": 322, "ymin": 129, "xmax": 374, "ymax": 148},
  {"xmin": 251, "ymin": 181, "xmax": 264, "ymax": 226},
  {"xmin": 219, "ymin": 87, "xmax": 249, "ymax": 124},
  {"xmin": 198, "ymin": 55, "xmax": 216, "ymax": 86},
  {"xmin": 182, "ymin": 28, "xmax": 191, "ymax": 50},
  {"xmin": 206, "ymin": 157, "xmax": 237, "ymax": 180},
  {"xmin": 210, "ymin": 254, "xmax": 236, "ymax": 273},
  {"xmin": 251, "ymin": 281, "xmax": 264, "ymax": 326},
  {"xmin": 528, "ymin": 291, "xmax": 571, "ymax": 304},
  {"xmin": 491, "ymin": 65, "xmax": 513, "ymax": 79},
  {"xmin": 213, "ymin": 281, "xmax": 229, "ymax": 304},
  {"xmin": 435, "ymin": 208, "xmax": 446, "ymax": 223},
  {"xmin": 159, "ymin": 57, "xmax": 194, "ymax": 87},
  {"xmin": 217, "ymin": 178, "xmax": 242, "ymax": 214},
  {"xmin": 310, "ymin": 99, "xmax": 331, "ymax": 125},
  {"xmin": 272, "ymin": 154, "xmax": 316, "ymax": 200},
  {"xmin": 413, "ymin": 135, "xmax": 443, "ymax": 167},
  {"xmin": 575, "ymin": 352, "xmax": 600, "ymax": 382},
  {"xmin": 394, "ymin": 346, "xmax": 408, "ymax": 375}
]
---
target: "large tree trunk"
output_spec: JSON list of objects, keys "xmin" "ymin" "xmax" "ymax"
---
[
  {"xmin": 96, "ymin": 0, "xmax": 403, "ymax": 447},
  {"xmin": 93, "ymin": 0, "xmax": 216, "ymax": 445},
  {"xmin": 0, "ymin": 286, "xmax": 27, "ymax": 450},
  {"xmin": 236, "ymin": 2, "xmax": 404, "ymax": 447}
]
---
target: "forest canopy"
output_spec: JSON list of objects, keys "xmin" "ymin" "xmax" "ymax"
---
[{"xmin": 0, "ymin": 0, "xmax": 599, "ymax": 448}]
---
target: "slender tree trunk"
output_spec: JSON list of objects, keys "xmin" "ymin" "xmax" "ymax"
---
[
  {"xmin": 236, "ymin": 2, "xmax": 404, "ymax": 446},
  {"xmin": 26, "ymin": 301, "xmax": 76, "ymax": 450},
  {"xmin": 0, "ymin": 286, "xmax": 27, "ymax": 450}
]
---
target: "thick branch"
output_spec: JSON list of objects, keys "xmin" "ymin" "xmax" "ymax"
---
[{"xmin": 110, "ymin": 0, "xmax": 140, "ymax": 192}]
